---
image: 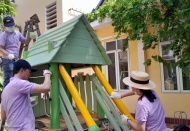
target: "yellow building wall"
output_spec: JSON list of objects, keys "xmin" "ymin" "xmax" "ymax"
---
[
  {"xmin": 145, "ymin": 47, "xmax": 190, "ymax": 119},
  {"xmin": 94, "ymin": 25, "xmax": 140, "ymax": 114},
  {"xmin": 128, "ymin": 40, "xmax": 139, "ymax": 71},
  {"xmin": 95, "ymin": 25, "xmax": 190, "ymax": 119},
  {"xmin": 143, "ymin": 26, "xmax": 190, "ymax": 118}
]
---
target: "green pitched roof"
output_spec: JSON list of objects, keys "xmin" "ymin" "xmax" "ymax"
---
[{"xmin": 25, "ymin": 14, "xmax": 111, "ymax": 67}]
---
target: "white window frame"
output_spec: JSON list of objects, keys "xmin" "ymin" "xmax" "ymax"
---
[
  {"xmin": 105, "ymin": 39, "xmax": 130, "ymax": 91},
  {"xmin": 159, "ymin": 41, "xmax": 190, "ymax": 93},
  {"xmin": 106, "ymin": 50, "xmax": 118, "ymax": 90},
  {"xmin": 117, "ymin": 49, "xmax": 130, "ymax": 91}
]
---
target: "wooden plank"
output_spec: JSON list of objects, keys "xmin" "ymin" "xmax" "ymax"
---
[
  {"xmin": 52, "ymin": 53, "xmax": 107, "ymax": 65},
  {"xmin": 66, "ymin": 37, "xmax": 96, "ymax": 48},
  {"xmin": 26, "ymin": 47, "xmax": 60, "ymax": 66},
  {"xmin": 69, "ymin": 26, "xmax": 93, "ymax": 41},
  {"xmin": 79, "ymin": 75, "xmax": 86, "ymax": 105},
  {"xmin": 28, "ymin": 45, "xmax": 48, "ymax": 56},
  {"xmin": 86, "ymin": 74, "xmax": 92, "ymax": 112},
  {"xmin": 101, "ymin": 52, "xmax": 112, "ymax": 65},
  {"xmin": 59, "ymin": 80, "xmax": 83, "ymax": 131},
  {"xmin": 35, "ymin": 21, "xmax": 77, "ymax": 43},
  {"xmin": 75, "ymin": 20, "xmax": 86, "ymax": 29},
  {"xmin": 89, "ymin": 30, "xmax": 98, "ymax": 38},
  {"xmin": 94, "ymin": 90, "xmax": 122, "ymax": 131},
  {"xmin": 93, "ymin": 77, "xmax": 130, "ymax": 131},
  {"xmin": 29, "ymin": 39, "xmax": 65, "ymax": 52},
  {"xmin": 31, "ymin": 65, "xmax": 50, "ymax": 117},
  {"xmin": 74, "ymin": 76, "xmax": 80, "ymax": 112},
  {"xmin": 96, "ymin": 42, "xmax": 107, "ymax": 52},
  {"xmin": 59, "ymin": 97, "xmax": 75, "ymax": 131},
  {"xmin": 91, "ymin": 75, "xmax": 98, "ymax": 113},
  {"xmin": 59, "ymin": 44, "xmax": 101, "ymax": 56},
  {"xmin": 81, "ymin": 15, "xmax": 89, "ymax": 25}
]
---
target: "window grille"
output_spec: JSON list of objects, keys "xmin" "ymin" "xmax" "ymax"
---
[{"xmin": 46, "ymin": 2, "xmax": 57, "ymax": 30}]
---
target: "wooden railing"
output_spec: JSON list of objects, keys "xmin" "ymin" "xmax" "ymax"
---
[{"xmin": 73, "ymin": 74, "xmax": 98, "ymax": 113}]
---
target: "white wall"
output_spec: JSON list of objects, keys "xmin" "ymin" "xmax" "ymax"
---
[{"xmin": 62, "ymin": 0, "xmax": 99, "ymax": 22}]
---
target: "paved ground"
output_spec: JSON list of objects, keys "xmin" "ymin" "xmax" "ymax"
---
[{"xmin": 0, "ymin": 105, "xmax": 174, "ymax": 131}]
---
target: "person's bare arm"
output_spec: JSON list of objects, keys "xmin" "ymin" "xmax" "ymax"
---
[
  {"xmin": 0, "ymin": 107, "xmax": 6, "ymax": 131},
  {"xmin": 1, "ymin": 107, "xmax": 6, "ymax": 122},
  {"xmin": 32, "ymin": 73, "xmax": 51, "ymax": 93},
  {"xmin": 0, "ymin": 46, "xmax": 9, "ymax": 56},
  {"xmin": 127, "ymin": 119, "xmax": 146, "ymax": 131},
  {"xmin": 121, "ymin": 91, "xmax": 135, "ymax": 98},
  {"xmin": 121, "ymin": 115, "xmax": 146, "ymax": 131},
  {"xmin": 110, "ymin": 91, "xmax": 135, "ymax": 99},
  {"xmin": 20, "ymin": 39, "xmax": 26, "ymax": 44}
]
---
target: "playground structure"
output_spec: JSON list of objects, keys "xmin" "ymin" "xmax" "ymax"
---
[{"xmin": 24, "ymin": 14, "xmax": 136, "ymax": 130}]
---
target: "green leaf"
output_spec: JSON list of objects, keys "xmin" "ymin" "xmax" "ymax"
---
[{"xmin": 86, "ymin": 0, "xmax": 190, "ymax": 76}]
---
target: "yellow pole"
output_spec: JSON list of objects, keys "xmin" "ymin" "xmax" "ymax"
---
[
  {"xmin": 59, "ymin": 64, "xmax": 99, "ymax": 131},
  {"xmin": 92, "ymin": 65, "xmax": 136, "ymax": 123}
]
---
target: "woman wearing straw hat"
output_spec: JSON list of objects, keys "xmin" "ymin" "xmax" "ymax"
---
[{"xmin": 110, "ymin": 70, "xmax": 167, "ymax": 131}]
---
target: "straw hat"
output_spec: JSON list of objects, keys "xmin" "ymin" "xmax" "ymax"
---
[{"xmin": 123, "ymin": 70, "xmax": 156, "ymax": 90}]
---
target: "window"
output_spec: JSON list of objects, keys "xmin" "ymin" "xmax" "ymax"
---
[
  {"xmin": 46, "ymin": 2, "xmax": 57, "ymax": 30},
  {"xmin": 106, "ymin": 39, "xmax": 129, "ymax": 91},
  {"xmin": 159, "ymin": 41, "xmax": 190, "ymax": 93}
]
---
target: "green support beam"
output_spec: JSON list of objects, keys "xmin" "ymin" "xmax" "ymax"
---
[{"xmin": 50, "ymin": 63, "xmax": 60, "ymax": 129}]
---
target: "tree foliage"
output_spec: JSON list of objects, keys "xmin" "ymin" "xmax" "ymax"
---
[
  {"xmin": 0, "ymin": 0, "xmax": 16, "ymax": 31},
  {"xmin": 86, "ymin": 0, "xmax": 190, "ymax": 76}
]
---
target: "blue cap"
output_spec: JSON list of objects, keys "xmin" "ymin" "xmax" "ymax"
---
[
  {"xmin": 14, "ymin": 59, "xmax": 37, "ymax": 73},
  {"xmin": 3, "ymin": 16, "xmax": 15, "ymax": 27}
]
